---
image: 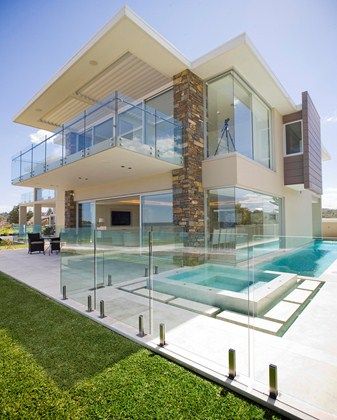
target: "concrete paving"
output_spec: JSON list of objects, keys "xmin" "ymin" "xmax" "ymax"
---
[{"xmin": 0, "ymin": 248, "xmax": 337, "ymax": 419}]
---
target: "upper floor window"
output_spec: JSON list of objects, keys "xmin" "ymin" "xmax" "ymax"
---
[
  {"xmin": 285, "ymin": 120, "xmax": 302, "ymax": 155},
  {"xmin": 206, "ymin": 71, "xmax": 273, "ymax": 169}
]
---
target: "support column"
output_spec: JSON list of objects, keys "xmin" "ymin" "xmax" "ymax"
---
[
  {"xmin": 172, "ymin": 69, "xmax": 205, "ymax": 237},
  {"xmin": 33, "ymin": 204, "xmax": 42, "ymax": 228},
  {"xmin": 55, "ymin": 189, "xmax": 65, "ymax": 232},
  {"xmin": 64, "ymin": 190, "xmax": 76, "ymax": 228},
  {"xmin": 19, "ymin": 205, "xmax": 27, "ymax": 235}
]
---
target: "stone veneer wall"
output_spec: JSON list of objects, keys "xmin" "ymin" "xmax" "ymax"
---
[
  {"xmin": 172, "ymin": 69, "xmax": 205, "ymax": 235},
  {"xmin": 64, "ymin": 190, "xmax": 76, "ymax": 228}
]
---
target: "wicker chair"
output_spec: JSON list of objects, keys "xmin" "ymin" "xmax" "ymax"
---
[
  {"xmin": 28, "ymin": 233, "xmax": 45, "ymax": 254},
  {"xmin": 50, "ymin": 237, "xmax": 60, "ymax": 254}
]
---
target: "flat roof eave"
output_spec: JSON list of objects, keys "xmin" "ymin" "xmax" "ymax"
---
[{"xmin": 14, "ymin": 6, "xmax": 299, "ymax": 131}]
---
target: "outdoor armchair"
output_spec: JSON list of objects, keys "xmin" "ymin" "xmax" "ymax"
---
[
  {"xmin": 28, "ymin": 233, "xmax": 45, "ymax": 254},
  {"xmin": 50, "ymin": 237, "xmax": 60, "ymax": 254}
]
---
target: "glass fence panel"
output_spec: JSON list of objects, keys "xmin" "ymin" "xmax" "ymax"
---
[
  {"xmin": 251, "ymin": 235, "xmax": 337, "ymax": 416},
  {"xmin": 60, "ymin": 228, "xmax": 95, "ymax": 306},
  {"xmin": 150, "ymin": 231, "xmax": 251, "ymax": 378},
  {"xmin": 94, "ymin": 229, "xmax": 151, "ymax": 334},
  {"xmin": 46, "ymin": 132, "xmax": 63, "ymax": 171}
]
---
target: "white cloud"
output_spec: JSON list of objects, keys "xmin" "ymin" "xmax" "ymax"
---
[
  {"xmin": 29, "ymin": 129, "xmax": 53, "ymax": 144},
  {"xmin": 322, "ymin": 188, "xmax": 337, "ymax": 209},
  {"xmin": 323, "ymin": 110, "xmax": 337, "ymax": 124}
]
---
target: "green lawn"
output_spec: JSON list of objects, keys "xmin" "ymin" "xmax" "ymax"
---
[{"xmin": 0, "ymin": 272, "xmax": 281, "ymax": 419}]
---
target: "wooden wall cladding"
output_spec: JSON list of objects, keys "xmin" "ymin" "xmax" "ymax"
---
[
  {"xmin": 284, "ymin": 154, "xmax": 304, "ymax": 185},
  {"xmin": 302, "ymin": 91, "xmax": 322, "ymax": 195}
]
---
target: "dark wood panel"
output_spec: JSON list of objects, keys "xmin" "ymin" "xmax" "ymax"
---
[
  {"xmin": 302, "ymin": 91, "xmax": 322, "ymax": 194},
  {"xmin": 283, "ymin": 111, "xmax": 302, "ymax": 124},
  {"xmin": 284, "ymin": 154, "xmax": 304, "ymax": 185}
]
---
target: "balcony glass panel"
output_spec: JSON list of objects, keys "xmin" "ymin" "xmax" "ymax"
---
[
  {"xmin": 11, "ymin": 92, "xmax": 182, "ymax": 183},
  {"xmin": 45, "ymin": 132, "xmax": 63, "ymax": 171},
  {"xmin": 35, "ymin": 188, "xmax": 55, "ymax": 201},
  {"xmin": 21, "ymin": 149, "xmax": 32, "ymax": 180},
  {"xmin": 20, "ymin": 191, "xmax": 34, "ymax": 203},
  {"xmin": 32, "ymin": 141, "xmax": 46, "ymax": 176},
  {"xmin": 12, "ymin": 154, "xmax": 21, "ymax": 181}
]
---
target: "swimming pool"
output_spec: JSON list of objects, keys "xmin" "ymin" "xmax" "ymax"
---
[
  {"xmin": 167, "ymin": 265, "xmax": 276, "ymax": 293},
  {"xmin": 154, "ymin": 264, "xmax": 297, "ymax": 314},
  {"xmin": 258, "ymin": 240, "xmax": 337, "ymax": 277}
]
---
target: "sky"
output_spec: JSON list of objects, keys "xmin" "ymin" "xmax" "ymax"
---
[{"xmin": 0, "ymin": 0, "xmax": 336, "ymax": 212}]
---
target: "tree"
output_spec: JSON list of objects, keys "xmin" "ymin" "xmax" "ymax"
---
[
  {"xmin": 7, "ymin": 205, "xmax": 33, "ymax": 224},
  {"xmin": 7, "ymin": 206, "xmax": 19, "ymax": 224}
]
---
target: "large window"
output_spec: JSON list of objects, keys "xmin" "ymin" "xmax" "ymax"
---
[
  {"xmin": 208, "ymin": 187, "xmax": 281, "ymax": 242},
  {"xmin": 285, "ymin": 121, "xmax": 302, "ymax": 155},
  {"xmin": 207, "ymin": 71, "xmax": 272, "ymax": 169}
]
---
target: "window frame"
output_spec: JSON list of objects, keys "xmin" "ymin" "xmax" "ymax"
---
[{"xmin": 283, "ymin": 119, "xmax": 303, "ymax": 157}]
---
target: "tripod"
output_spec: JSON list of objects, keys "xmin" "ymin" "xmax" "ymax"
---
[{"xmin": 214, "ymin": 118, "xmax": 235, "ymax": 155}]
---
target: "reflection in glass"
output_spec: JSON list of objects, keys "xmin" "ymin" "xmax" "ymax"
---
[
  {"xmin": 141, "ymin": 192, "xmax": 173, "ymax": 233},
  {"xmin": 285, "ymin": 121, "xmax": 302, "ymax": 155},
  {"xmin": 208, "ymin": 187, "xmax": 280, "ymax": 243},
  {"xmin": 234, "ymin": 80, "xmax": 253, "ymax": 159},
  {"xmin": 253, "ymin": 96, "xmax": 271, "ymax": 167},
  {"xmin": 207, "ymin": 71, "xmax": 272, "ymax": 169},
  {"xmin": 207, "ymin": 74, "xmax": 234, "ymax": 156},
  {"xmin": 78, "ymin": 202, "xmax": 96, "ymax": 229}
]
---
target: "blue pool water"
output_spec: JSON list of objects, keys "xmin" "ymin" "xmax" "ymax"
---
[
  {"xmin": 168, "ymin": 265, "xmax": 277, "ymax": 293},
  {"xmin": 258, "ymin": 240, "xmax": 337, "ymax": 277}
]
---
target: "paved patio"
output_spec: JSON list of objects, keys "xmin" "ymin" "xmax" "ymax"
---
[{"xmin": 1, "ymin": 248, "xmax": 337, "ymax": 419}]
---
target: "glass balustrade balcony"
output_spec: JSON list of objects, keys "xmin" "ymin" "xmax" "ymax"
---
[
  {"xmin": 12, "ymin": 92, "xmax": 183, "ymax": 184},
  {"xmin": 20, "ymin": 188, "xmax": 55, "ymax": 203}
]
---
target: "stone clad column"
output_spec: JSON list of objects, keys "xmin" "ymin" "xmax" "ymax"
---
[
  {"xmin": 172, "ymin": 69, "xmax": 205, "ymax": 236},
  {"xmin": 64, "ymin": 190, "xmax": 76, "ymax": 228}
]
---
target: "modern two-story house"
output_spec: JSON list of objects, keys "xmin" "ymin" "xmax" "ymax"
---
[{"xmin": 12, "ymin": 6, "xmax": 329, "ymax": 245}]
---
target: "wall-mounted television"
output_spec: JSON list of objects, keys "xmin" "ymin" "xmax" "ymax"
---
[{"xmin": 111, "ymin": 211, "xmax": 131, "ymax": 226}]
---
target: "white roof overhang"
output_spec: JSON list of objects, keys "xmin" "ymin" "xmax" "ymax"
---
[{"xmin": 14, "ymin": 6, "xmax": 299, "ymax": 131}]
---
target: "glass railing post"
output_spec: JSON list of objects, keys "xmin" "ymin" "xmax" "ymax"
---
[
  {"xmin": 30, "ymin": 146, "xmax": 34, "ymax": 177},
  {"xmin": 148, "ymin": 227, "xmax": 153, "ymax": 335},
  {"xmin": 44, "ymin": 135, "xmax": 47, "ymax": 172},
  {"xmin": 93, "ymin": 229, "xmax": 97, "ymax": 310},
  {"xmin": 61, "ymin": 125, "xmax": 65, "ymax": 165},
  {"xmin": 19, "ymin": 152, "xmax": 22, "ymax": 181},
  {"xmin": 154, "ymin": 110, "xmax": 158, "ymax": 158},
  {"xmin": 114, "ymin": 91, "xmax": 119, "ymax": 147}
]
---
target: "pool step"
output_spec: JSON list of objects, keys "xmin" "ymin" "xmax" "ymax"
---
[
  {"xmin": 283, "ymin": 288, "xmax": 312, "ymax": 304},
  {"xmin": 263, "ymin": 301, "xmax": 300, "ymax": 323},
  {"xmin": 168, "ymin": 298, "xmax": 220, "ymax": 317},
  {"xmin": 119, "ymin": 280, "xmax": 147, "ymax": 292},
  {"xmin": 133, "ymin": 288, "xmax": 175, "ymax": 303},
  {"xmin": 216, "ymin": 310, "xmax": 282, "ymax": 334},
  {"xmin": 298, "ymin": 279, "xmax": 321, "ymax": 291}
]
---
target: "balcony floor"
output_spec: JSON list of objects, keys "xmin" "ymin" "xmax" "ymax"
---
[{"xmin": 13, "ymin": 146, "xmax": 182, "ymax": 189}]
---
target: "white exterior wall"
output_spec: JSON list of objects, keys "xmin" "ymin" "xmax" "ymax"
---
[{"xmin": 202, "ymin": 108, "xmax": 319, "ymax": 237}]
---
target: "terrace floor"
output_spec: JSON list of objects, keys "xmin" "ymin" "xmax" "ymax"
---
[{"xmin": 1, "ymin": 248, "xmax": 337, "ymax": 419}]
